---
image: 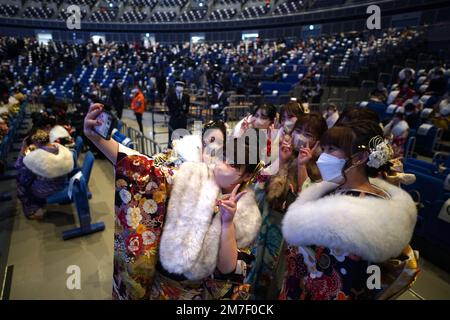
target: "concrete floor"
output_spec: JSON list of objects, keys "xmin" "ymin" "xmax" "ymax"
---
[{"xmin": 1, "ymin": 110, "xmax": 449, "ymax": 300}]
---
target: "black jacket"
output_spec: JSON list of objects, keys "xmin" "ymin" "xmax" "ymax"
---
[
  {"xmin": 167, "ymin": 91, "xmax": 190, "ymax": 121},
  {"xmin": 210, "ymin": 91, "xmax": 228, "ymax": 120}
]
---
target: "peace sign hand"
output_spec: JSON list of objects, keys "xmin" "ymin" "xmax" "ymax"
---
[
  {"xmin": 217, "ymin": 184, "xmax": 247, "ymax": 226},
  {"xmin": 298, "ymin": 141, "xmax": 320, "ymax": 166}
]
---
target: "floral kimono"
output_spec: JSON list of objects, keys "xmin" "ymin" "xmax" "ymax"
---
[
  {"xmin": 112, "ymin": 141, "xmax": 261, "ymax": 300},
  {"xmin": 280, "ymin": 178, "xmax": 419, "ymax": 300},
  {"xmin": 112, "ymin": 144, "xmax": 174, "ymax": 300},
  {"xmin": 152, "ymin": 161, "xmax": 262, "ymax": 300}
]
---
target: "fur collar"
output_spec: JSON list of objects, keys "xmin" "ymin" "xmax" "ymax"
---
[
  {"xmin": 159, "ymin": 161, "xmax": 261, "ymax": 280},
  {"xmin": 23, "ymin": 143, "xmax": 74, "ymax": 178},
  {"xmin": 282, "ymin": 178, "xmax": 417, "ymax": 263},
  {"xmin": 49, "ymin": 125, "xmax": 70, "ymax": 143},
  {"xmin": 172, "ymin": 135, "xmax": 202, "ymax": 163}
]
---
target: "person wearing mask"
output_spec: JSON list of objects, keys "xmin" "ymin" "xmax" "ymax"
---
[
  {"xmin": 166, "ymin": 81, "xmax": 190, "ymax": 145},
  {"xmin": 424, "ymin": 68, "xmax": 447, "ymax": 108},
  {"xmin": 404, "ymin": 102, "xmax": 420, "ymax": 129},
  {"xmin": 383, "ymin": 112, "xmax": 409, "ymax": 158},
  {"xmin": 110, "ymin": 79, "xmax": 124, "ymax": 119},
  {"xmin": 210, "ymin": 82, "xmax": 228, "ymax": 121},
  {"xmin": 323, "ymin": 103, "xmax": 339, "ymax": 128},
  {"xmin": 249, "ymin": 112, "xmax": 327, "ymax": 299},
  {"xmin": 83, "ymin": 103, "xmax": 262, "ymax": 299},
  {"xmin": 130, "ymin": 86, "xmax": 145, "ymax": 133},
  {"xmin": 280, "ymin": 121, "xmax": 418, "ymax": 300},
  {"xmin": 279, "ymin": 101, "xmax": 305, "ymax": 133}
]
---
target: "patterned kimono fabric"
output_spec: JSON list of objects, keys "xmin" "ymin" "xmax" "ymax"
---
[
  {"xmin": 279, "ymin": 179, "xmax": 419, "ymax": 300},
  {"xmin": 113, "ymin": 150, "xmax": 174, "ymax": 300},
  {"xmin": 248, "ymin": 158, "xmax": 298, "ymax": 299},
  {"xmin": 150, "ymin": 161, "xmax": 261, "ymax": 300},
  {"xmin": 113, "ymin": 146, "xmax": 261, "ymax": 300},
  {"xmin": 150, "ymin": 250, "xmax": 255, "ymax": 300},
  {"xmin": 15, "ymin": 145, "xmax": 69, "ymax": 217}
]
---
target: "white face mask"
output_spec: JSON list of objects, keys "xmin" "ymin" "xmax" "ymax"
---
[
  {"xmin": 283, "ymin": 119, "xmax": 296, "ymax": 133},
  {"xmin": 213, "ymin": 162, "xmax": 242, "ymax": 190},
  {"xmin": 316, "ymin": 153, "xmax": 347, "ymax": 184}
]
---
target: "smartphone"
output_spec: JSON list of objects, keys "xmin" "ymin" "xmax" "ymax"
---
[{"xmin": 94, "ymin": 110, "xmax": 116, "ymax": 140}]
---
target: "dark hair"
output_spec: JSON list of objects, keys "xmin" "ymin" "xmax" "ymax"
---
[
  {"xmin": 222, "ymin": 135, "xmax": 261, "ymax": 175},
  {"xmin": 281, "ymin": 101, "xmax": 304, "ymax": 119},
  {"xmin": 294, "ymin": 112, "xmax": 328, "ymax": 141},
  {"xmin": 326, "ymin": 103, "xmax": 338, "ymax": 112},
  {"xmin": 253, "ymin": 104, "xmax": 277, "ymax": 122},
  {"xmin": 202, "ymin": 120, "xmax": 226, "ymax": 140},
  {"xmin": 404, "ymin": 103, "xmax": 416, "ymax": 112},
  {"xmin": 320, "ymin": 120, "xmax": 390, "ymax": 177},
  {"xmin": 335, "ymin": 106, "xmax": 380, "ymax": 126}
]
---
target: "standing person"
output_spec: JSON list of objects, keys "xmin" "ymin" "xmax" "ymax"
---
[
  {"xmin": 156, "ymin": 71, "xmax": 167, "ymax": 106},
  {"xmin": 210, "ymin": 82, "xmax": 228, "ymax": 121},
  {"xmin": 131, "ymin": 86, "xmax": 145, "ymax": 133},
  {"xmin": 110, "ymin": 79, "xmax": 124, "ymax": 119},
  {"xmin": 83, "ymin": 104, "xmax": 262, "ymax": 300},
  {"xmin": 166, "ymin": 81, "xmax": 190, "ymax": 144}
]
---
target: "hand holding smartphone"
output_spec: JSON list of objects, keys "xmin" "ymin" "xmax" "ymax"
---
[{"xmin": 94, "ymin": 110, "xmax": 116, "ymax": 140}]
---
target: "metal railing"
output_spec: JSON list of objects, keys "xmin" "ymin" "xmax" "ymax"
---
[{"xmin": 127, "ymin": 127, "xmax": 161, "ymax": 156}]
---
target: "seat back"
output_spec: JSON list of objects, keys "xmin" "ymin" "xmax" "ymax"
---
[
  {"xmin": 75, "ymin": 136, "xmax": 83, "ymax": 158},
  {"xmin": 81, "ymin": 151, "xmax": 95, "ymax": 184},
  {"xmin": 402, "ymin": 170, "xmax": 445, "ymax": 205}
]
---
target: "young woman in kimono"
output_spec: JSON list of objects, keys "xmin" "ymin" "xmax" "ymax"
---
[
  {"xmin": 84, "ymin": 104, "xmax": 262, "ymax": 300},
  {"xmin": 249, "ymin": 112, "xmax": 327, "ymax": 299},
  {"xmin": 279, "ymin": 120, "xmax": 419, "ymax": 300},
  {"xmin": 15, "ymin": 128, "xmax": 74, "ymax": 220}
]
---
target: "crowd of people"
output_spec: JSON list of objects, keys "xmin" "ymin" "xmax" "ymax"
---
[
  {"xmin": 1, "ymin": 27, "xmax": 449, "ymax": 300},
  {"xmin": 364, "ymin": 66, "xmax": 450, "ymax": 157},
  {"xmin": 79, "ymin": 90, "xmax": 424, "ymax": 300}
]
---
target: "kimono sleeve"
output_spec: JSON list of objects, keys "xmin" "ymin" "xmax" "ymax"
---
[{"xmin": 112, "ymin": 144, "xmax": 174, "ymax": 300}]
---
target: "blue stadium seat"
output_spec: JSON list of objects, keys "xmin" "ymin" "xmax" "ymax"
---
[{"xmin": 47, "ymin": 151, "xmax": 95, "ymax": 205}]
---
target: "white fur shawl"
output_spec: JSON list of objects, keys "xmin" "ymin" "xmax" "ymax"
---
[
  {"xmin": 23, "ymin": 143, "xmax": 74, "ymax": 178},
  {"xmin": 159, "ymin": 161, "xmax": 262, "ymax": 280},
  {"xmin": 282, "ymin": 178, "xmax": 417, "ymax": 263},
  {"xmin": 172, "ymin": 134, "xmax": 202, "ymax": 163}
]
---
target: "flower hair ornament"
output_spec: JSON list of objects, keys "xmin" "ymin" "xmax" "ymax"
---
[{"xmin": 361, "ymin": 135, "xmax": 394, "ymax": 169}]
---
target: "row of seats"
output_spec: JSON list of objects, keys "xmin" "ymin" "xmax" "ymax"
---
[
  {"xmin": 159, "ymin": 0, "xmax": 188, "ymax": 7},
  {"xmin": 240, "ymin": 5, "xmax": 269, "ymax": 19},
  {"xmin": 121, "ymin": 10, "xmax": 148, "ymax": 22},
  {"xmin": 23, "ymin": 6, "xmax": 54, "ymax": 19},
  {"xmin": 132, "ymin": 0, "xmax": 158, "ymax": 7},
  {"xmin": 150, "ymin": 10, "xmax": 177, "ymax": 22},
  {"xmin": 0, "ymin": 4, "xmax": 19, "ymax": 17},
  {"xmin": 0, "ymin": 102, "xmax": 28, "ymax": 201},
  {"xmin": 220, "ymin": 0, "xmax": 246, "ymax": 4},
  {"xmin": 59, "ymin": 8, "xmax": 88, "ymax": 21},
  {"xmin": 90, "ymin": 9, "xmax": 118, "ymax": 22},
  {"xmin": 272, "ymin": 0, "xmax": 305, "ymax": 16},
  {"xmin": 209, "ymin": 8, "xmax": 238, "ymax": 21},
  {"xmin": 402, "ymin": 157, "xmax": 450, "ymax": 253},
  {"xmin": 179, "ymin": 9, "xmax": 207, "ymax": 22},
  {"xmin": 66, "ymin": 0, "xmax": 97, "ymax": 7}
]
